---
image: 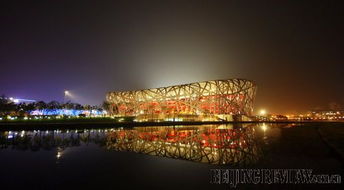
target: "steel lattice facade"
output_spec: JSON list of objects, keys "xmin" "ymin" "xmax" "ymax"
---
[{"xmin": 106, "ymin": 79, "xmax": 256, "ymax": 120}]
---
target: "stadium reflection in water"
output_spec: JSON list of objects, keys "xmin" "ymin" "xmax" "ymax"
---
[
  {"xmin": 106, "ymin": 125, "xmax": 262, "ymax": 165},
  {"xmin": 0, "ymin": 124, "xmax": 278, "ymax": 165}
]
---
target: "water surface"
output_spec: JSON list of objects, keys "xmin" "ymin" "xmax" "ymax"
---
[{"xmin": 0, "ymin": 123, "xmax": 341, "ymax": 189}]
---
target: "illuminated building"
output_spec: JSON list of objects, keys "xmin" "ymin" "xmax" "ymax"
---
[
  {"xmin": 106, "ymin": 79, "xmax": 256, "ymax": 121},
  {"xmin": 30, "ymin": 109, "xmax": 106, "ymax": 116}
]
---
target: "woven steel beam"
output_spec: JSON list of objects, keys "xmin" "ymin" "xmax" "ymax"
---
[{"xmin": 106, "ymin": 79, "xmax": 256, "ymax": 118}]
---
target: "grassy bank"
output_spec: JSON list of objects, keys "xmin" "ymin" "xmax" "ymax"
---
[
  {"xmin": 0, "ymin": 117, "xmax": 235, "ymax": 130},
  {"xmin": 1, "ymin": 117, "xmax": 344, "ymax": 131}
]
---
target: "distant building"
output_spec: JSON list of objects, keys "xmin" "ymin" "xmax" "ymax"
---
[
  {"xmin": 309, "ymin": 110, "xmax": 344, "ymax": 120},
  {"xmin": 106, "ymin": 79, "xmax": 257, "ymax": 121}
]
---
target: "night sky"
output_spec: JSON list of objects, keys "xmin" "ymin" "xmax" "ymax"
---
[{"xmin": 1, "ymin": 1, "xmax": 343, "ymax": 114}]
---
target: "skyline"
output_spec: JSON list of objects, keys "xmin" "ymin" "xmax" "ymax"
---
[{"xmin": 1, "ymin": 1, "xmax": 343, "ymax": 114}]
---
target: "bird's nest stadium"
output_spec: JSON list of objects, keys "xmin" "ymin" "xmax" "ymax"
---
[{"xmin": 106, "ymin": 79, "xmax": 256, "ymax": 121}]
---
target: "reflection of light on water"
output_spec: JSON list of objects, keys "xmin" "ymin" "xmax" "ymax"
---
[
  {"xmin": 105, "ymin": 126, "xmax": 260, "ymax": 165},
  {"xmin": 56, "ymin": 147, "xmax": 63, "ymax": 160},
  {"xmin": 106, "ymin": 125, "xmax": 259, "ymax": 164},
  {"xmin": 261, "ymin": 124, "xmax": 268, "ymax": 132},
  {"xmin": 56, "ymin": 152, "xmax": 62, "ymax": 159},
  {"xmin": 261, "ymin": 123, "xmax": 268, "ymax": 141},
  {"xmin": 216, "ymin": 124, "xmax": 233, "ymax": 129},
  {"xmin": 0, "ymin": 125, "xmax": 262, "ymax": 165},
  {"xmin": 7, "ymin": 131, "xmax": 18, "ymax": 138}
]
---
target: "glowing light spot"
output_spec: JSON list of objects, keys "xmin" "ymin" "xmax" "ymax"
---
[{"xmin": 259, "ymin": 109, "xmax": 267, "ymax": 116}]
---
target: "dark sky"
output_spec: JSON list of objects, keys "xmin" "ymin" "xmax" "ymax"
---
[{"xmin": 1, "ymin": 0, "xmax": 343, "ymax": 114}]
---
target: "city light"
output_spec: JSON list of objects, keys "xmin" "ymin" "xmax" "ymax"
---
[
  {"xmin": 3, "ymin": 97, "xmax": 36, "ymax": 104},
  {"xmin": 64, "ymin": 90, "xmax": 71, "ymax": 103},
  {"xmin": 259, "ymin": 109, "xmax": 267, "ymax": 116}
]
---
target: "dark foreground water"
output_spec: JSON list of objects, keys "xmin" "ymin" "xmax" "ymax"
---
[{"xmin": 0, "ymin": 123, "xmax": 342, "ymax": 189}]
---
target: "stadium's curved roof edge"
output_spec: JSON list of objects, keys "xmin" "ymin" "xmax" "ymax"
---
[{"xmin": 106, "ymin": 78, "xmax": 256, "ymax": 94}]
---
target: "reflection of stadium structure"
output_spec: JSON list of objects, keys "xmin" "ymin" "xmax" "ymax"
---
[
  {"xmin": 106, "ymin": 125, "xmax": 261, "ymax": 165},
  {"xmin": 106, "ymin": 79, "xmax": 256, "ymax": 121},
  {"xmin": 0, "ymin": 125, "xmax": 263, "ymax": 165}
]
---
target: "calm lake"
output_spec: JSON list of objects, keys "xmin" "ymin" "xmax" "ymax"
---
[{"xmin": 0, "ymin": 123, "xmax": 342, "ymax": 189}]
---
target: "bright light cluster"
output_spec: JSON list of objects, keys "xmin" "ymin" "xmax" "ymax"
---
[{"xmin": 30, "ymin": 109, "xmax": 106, "ymax": 116}]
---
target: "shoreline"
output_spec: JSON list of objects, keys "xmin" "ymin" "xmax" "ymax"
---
[{"xmin": 0, "ymin": 120, "xmax": 343, "ymax": 130}]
